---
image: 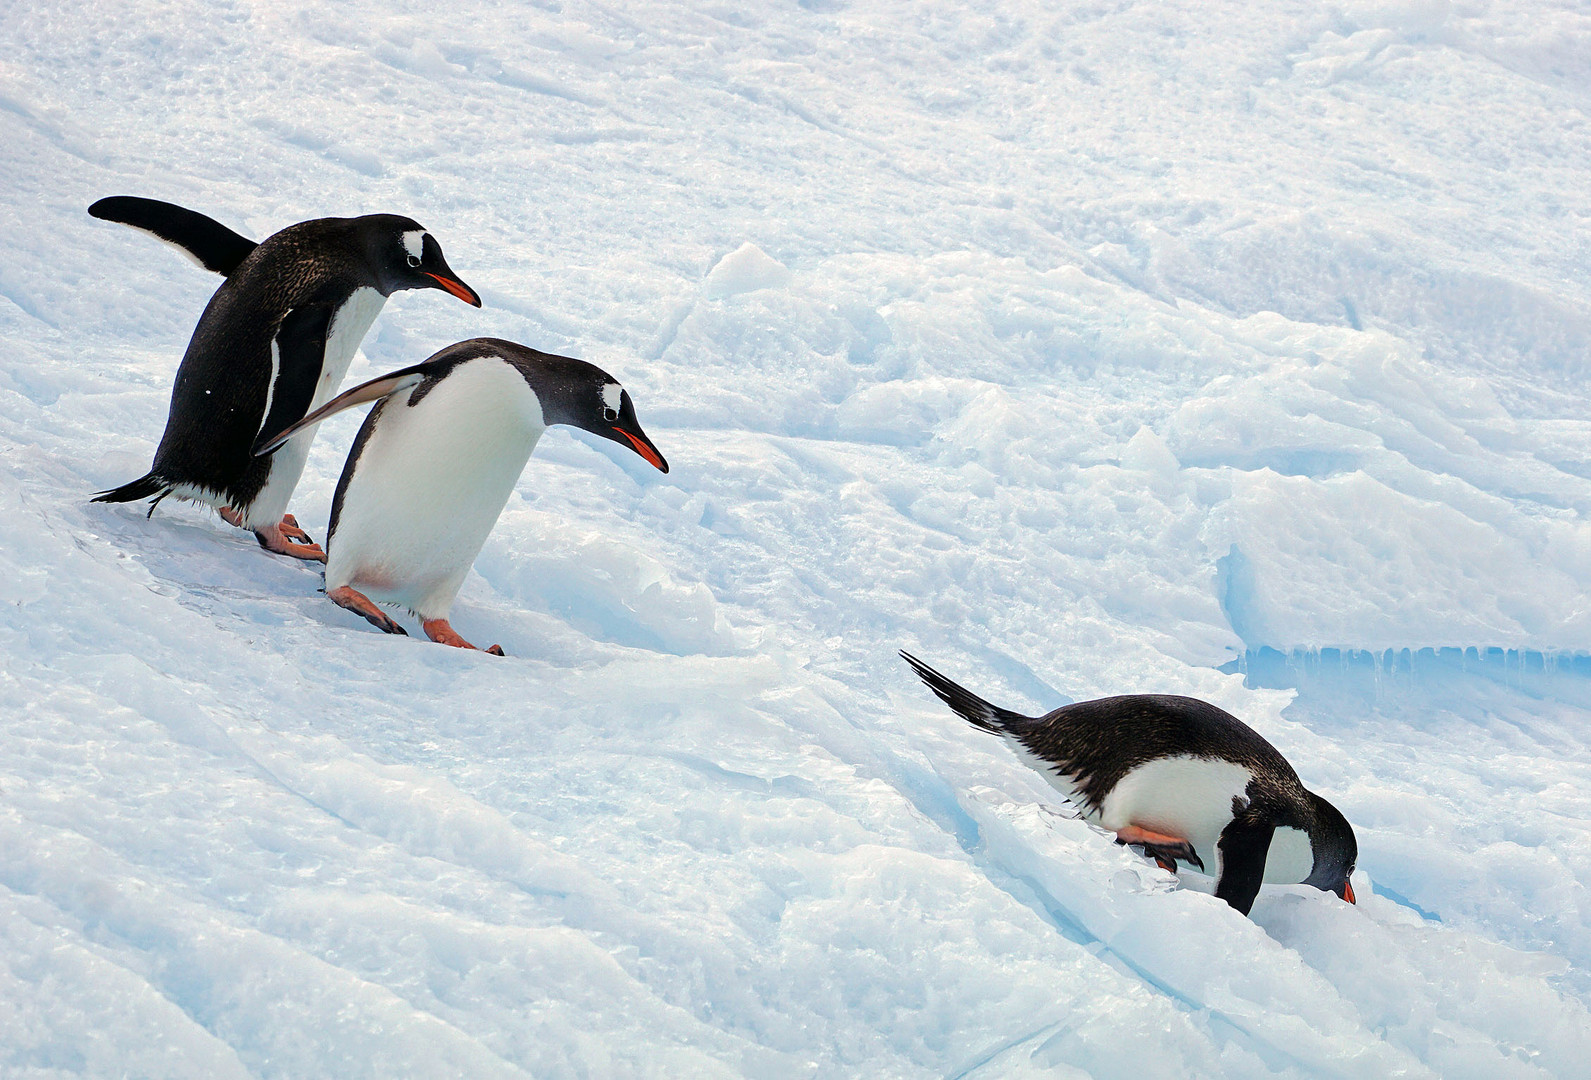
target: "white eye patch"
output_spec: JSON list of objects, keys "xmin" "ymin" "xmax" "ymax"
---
[
  {"xmin": 601, "ymin": 383, "xmax": 623, "ymax": 416},
  {"xmin": 401, "ymin": 230, "xmax": 426, "ymax": 261}
]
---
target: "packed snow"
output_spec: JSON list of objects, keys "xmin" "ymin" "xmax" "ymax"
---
[{"xmin": 3, "ymin": 0, "xmax": 1591, "ymax": 1075}]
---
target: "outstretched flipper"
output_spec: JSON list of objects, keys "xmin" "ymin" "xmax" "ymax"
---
[
  {"xmin": 89, "ymin": 196, "xmax": 257, "ymax": 276},
  {"xmin": 1213, "ymin": 814, "xmax": 1276, "ymax": 916},
  {"xmin": 252, "ymin": 365, "xmax": 432, "ymax": 457}
]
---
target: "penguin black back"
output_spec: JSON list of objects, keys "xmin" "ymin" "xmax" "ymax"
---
[
  {"xmin": 1015, "ymin": 695, "xmax": 1301, "ymax": 815},
  {"xmin": 902, "ymin": 651, "xmax": 1300, "ymax": 813}
]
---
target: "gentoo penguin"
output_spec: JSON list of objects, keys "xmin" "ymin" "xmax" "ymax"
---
[
  {"xmin": 900, "ymin": 652, "xmax": 1357, "ymax": 916},
  {"xmin": 88, "ymin": 196, "xmax": 481, "ymax": 560},
  {"xmin": 254, "ymin": 338, "xmax": 668, "ymax": 653}
]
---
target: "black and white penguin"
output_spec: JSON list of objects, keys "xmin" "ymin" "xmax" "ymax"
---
[
  {"xmin": 89, "ymin": 196, "xmax": 482, "ymax": 560},
  {"xmin": 254, "ymin": 338, "xmax": 668, "ymax": 653},
  {"xmin": 900, "ymin": 652, "xmax": 1357, "ymax": 916}
]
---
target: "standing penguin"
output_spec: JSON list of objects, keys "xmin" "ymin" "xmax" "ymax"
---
[
  {"xmin": 900, "ymin": 652, "xmax": 1356, "ymax": 916},
  {"xmin": 254, "ymin": 338, "xmax": 669, "ymax": 653},
  {"xmin": 89, "ymin": 196, "xmax": 481, "ymax": 560}
]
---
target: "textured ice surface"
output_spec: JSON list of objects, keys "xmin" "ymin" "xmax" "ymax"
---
[{"xmin": 3, "ymin": 1, "xmax": 1591, "ymax": 1075}]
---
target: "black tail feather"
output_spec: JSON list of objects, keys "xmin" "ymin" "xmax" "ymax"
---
[
  {"xmin": 899, "ymin": 651, "xmax": 1031, "ymax": 734},
  {"xmin": 91, "ymin": 473, "xmax": 170, "ymax": 510}
]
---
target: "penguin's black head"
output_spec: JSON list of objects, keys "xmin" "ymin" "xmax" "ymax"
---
[
  {"xmin": 364, "ymin": 215, "xmax": 481, "ymax": 306},
  {"xmin": 577, "ymin": 380, "xmax": 669, "ymax": 474},
  {"xmin": 595, "ymin": 383, "xmax": 669, "ymax": 473},
  {"xmin": 527, "ymin": 355, "xmax": 668, "ymax": 474},
  {"xmin": 1303, "ymin": 791, "xmax": 1357, "ymax": 905}
]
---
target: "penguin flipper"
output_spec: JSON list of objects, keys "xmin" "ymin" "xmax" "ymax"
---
[
  {"xmin": 89, "ymin": 196, "xmax": 257, "ymax": 276},
  {"xmin": 900, "ymin": 650, "xmax": 1032, "ymax": 734},
  {"xmin": 253, "ymin": 304, "xmax": 335, "ymax": 455},
  {"xmin": 1213, "ymin": 814, "xmax": 1276, "ymax": 916},
  {"xmin": 252, "ymin": 363, "xmax": 433, "ymax": 457}
]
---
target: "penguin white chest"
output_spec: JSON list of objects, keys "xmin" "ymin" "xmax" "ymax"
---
[
  {"xmin": 1097, "ymin": 755, "xmax": 1253, "ymax": 875},
  {"xmin": 1095, "ymin": 755, "xmax": 1317, "ymax": 885},
  {"xmin": 316, "ymin": 287, "xmax": 386, "ymax": 409},
  {"xmin": 247, "ymin": 288, "xmax": 387, "ymax": 525},
  {"xmin": 326, "ymin": 357, "xmax": 545, "ymax": 619},
  {"xmin": 1263, "ymin": 826, "xmax": 1315, "ymax": 885}
]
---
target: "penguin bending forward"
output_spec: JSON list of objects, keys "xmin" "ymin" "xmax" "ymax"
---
[
  {"xmin": 901, "ymin": 652, "xmax": 1356, "ymax": 916},
  {"xmin": 254, "ymin": 338, "xmax": 669, "ymax": 653},
  {"xmin": 89, "ymin": 196, "xmax": 481, "ymax": 560}
]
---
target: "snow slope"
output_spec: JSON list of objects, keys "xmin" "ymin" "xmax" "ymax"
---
[{"xmin": 3, "ymin": 0, "xmax": 1591, "ymax": 1075}]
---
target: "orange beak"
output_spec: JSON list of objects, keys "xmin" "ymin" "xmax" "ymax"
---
[
  {"xmin": 424, "ymin": 272, "xmax": 482, "ymax": 307},
  {"xmin": 613, "ymin": 427, "xmax": 668, "ymax": 472},
  {"xmin": 1341, "ymin": 880, "xmax": 1356, "ymax": 905}
]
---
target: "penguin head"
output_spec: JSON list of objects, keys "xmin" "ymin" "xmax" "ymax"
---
[
  {"xmin": 1303, "ymin": 791, "xmax": 1357, "ymax": 904},
  {"xmin": 364, "ymin": 216, "xmax": 481, "ymax": 306},
  {"xmin": 522, "ymin": 355, "xmax": 669, "ymax": 473}
]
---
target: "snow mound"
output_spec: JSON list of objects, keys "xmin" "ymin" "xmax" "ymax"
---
[{"xmin": 703, "ymin": 243, "xmax": 792, "ymax": 300}]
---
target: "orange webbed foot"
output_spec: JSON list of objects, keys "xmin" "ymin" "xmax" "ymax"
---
[
  {"xmin": 255, "ymin": 520, "xmax": 326, "ymax": 562},
  {"xmin": 328, "ymin": 586, "xmax": 407, "ymax": 635},
  {"xmin": 422, "ymin": 618, "xmax": 504, "ymax": 655},
  {"xmin": 276, "ymin": 513, "xmax": 315, "ymax": 544},
  {"xmin": 1115, "ymin": 825, "xmax": 1204, "ymax": 873}
]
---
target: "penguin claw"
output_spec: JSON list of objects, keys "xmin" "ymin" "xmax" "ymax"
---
[
  {"xmin": 328, "ymin": 586, "xmax": 407, "ymax": 635},
  {"xmin": 218, "ymin": 506, "xmax": 245, "ymax": 528},
  {"xmin": 1132, "ymin": 843, "xmax": 1193, "ymax": 875}
]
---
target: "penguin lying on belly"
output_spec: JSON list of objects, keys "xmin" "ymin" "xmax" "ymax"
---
[
  {"xmin": 254, "ymin": 338, "xmax": 668, "ymax": 654},
  {"xmin": 89, "ymin": 196, "xmax": 481, "ymax": 560},
  {"xmin": 900, "ymin": 652, "xmax": 1356, "ymax": 916}
]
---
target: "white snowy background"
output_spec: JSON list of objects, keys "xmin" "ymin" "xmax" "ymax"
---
[{"xmin": 3, "ymin": 0, "xmax": 1590, "ymax": 1075}]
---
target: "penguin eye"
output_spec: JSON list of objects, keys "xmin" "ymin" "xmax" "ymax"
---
[
  {"xmin": 406, "ymin": 254, "xmax": 422, "ymax": 268},
  {"xmin": 602, "ymin": 406, "xmax": 619, "ymax": 422}
]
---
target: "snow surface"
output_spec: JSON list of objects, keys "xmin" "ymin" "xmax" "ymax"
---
[{"xmin": 3, "ymin": 0, "xmax": 1591, "ymax": 1075}]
